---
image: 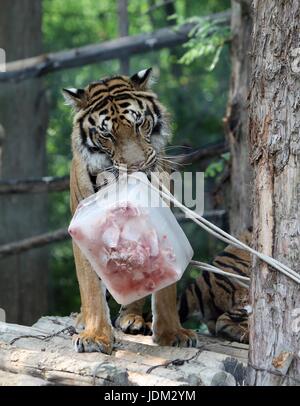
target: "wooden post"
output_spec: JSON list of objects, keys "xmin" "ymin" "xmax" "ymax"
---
[
  {"xmin": 224, "ymin": 0, "xmax": 253, "ymax": 236},
  {"xmin": 0, "ymin": 0, "xmax": 49, "ymax": 325},
  {"xmin": 247, "ymin": 0, "xmax": 300, "ymax": 386}
]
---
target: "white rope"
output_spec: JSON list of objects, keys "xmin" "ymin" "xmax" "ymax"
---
[
  {"xmin": 190, "ymin": 260, "xmax": 250, "ymax": 289},
  {"xmin": 149, "ymin": 173, "xmax": 300, "ymax": 285},
  {"xmin": 116, "ymin": 171, "xmax": 300, "ymax": 284},
  {"xmin": 120, "ymin": 171, "xmax": 300, "ymax": 285}
]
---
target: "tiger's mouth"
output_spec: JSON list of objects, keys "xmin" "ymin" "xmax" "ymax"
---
[
  {"xmin": 100, "ymin": 152, "xmax": 158, "ymax": 175},
  {"xmin": 91, "ymin": 160, "xmax": 158, "ymax": 192},
  {"xmin": 108, "ymin": 161, "xmax": 158, "ymax": 178}
]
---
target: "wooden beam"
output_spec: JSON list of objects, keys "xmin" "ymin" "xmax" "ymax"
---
[
  {"xmin": 0, "ymin": 176, "xmax": 69, "ymax": 194},
  {"xmin": 0, "ymin": 11, "xmax": 230, "ymax": 83},
  {"xmin": 0, "ymin": 228, "xmax": 70, "ymax": 259},
  {"xmin": 176, "ymin": 141, "xmax": 228, "ymax": 165}
]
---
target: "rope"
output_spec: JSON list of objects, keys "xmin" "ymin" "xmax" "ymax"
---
[
  {"xmin": 190, "ymin": 260, "xmax": 250, "ymax": 289},
  {"xmin": 119, "ymin": 171, "xmax": 300, "ymax": 285}
]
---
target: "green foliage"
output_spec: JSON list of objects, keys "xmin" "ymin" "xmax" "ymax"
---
[
  {"xmin": 179, "ymin": 16, "xmax": 230, "ymax": 70},
  {"xmin": 43, "ymin": 0, "xmax": 118, "ymax": 51},
  {"xmin": 205, "ymin": 152, "xmax": 230, "ymax": 179},
  {"xmin": 43, "ymin": 0, "xmax": 231, "ymax": 317},
  {"xmin": 49, "ymin": 241, "xmax": 80, "ymax": 315}
]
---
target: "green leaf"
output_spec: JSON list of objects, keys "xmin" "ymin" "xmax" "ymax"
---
[{"xmin": 179, "ymin": 17, "xmax": 230, "ymax": 71}]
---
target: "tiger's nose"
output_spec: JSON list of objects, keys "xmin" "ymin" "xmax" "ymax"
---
[{"xmin": 121, "ymin": 142, "xmax": 146, "ymax": 166}]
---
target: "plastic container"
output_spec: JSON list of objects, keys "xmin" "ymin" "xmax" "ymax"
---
[{"xmin": 68, "ymin": 172, "xmax": 193, "ymax": 305}]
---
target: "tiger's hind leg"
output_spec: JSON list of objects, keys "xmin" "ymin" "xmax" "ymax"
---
[
  {"xmin": 115, "ymin": 298, "xmax": 152, "ymax": 336},
  {"xmin": 215, "ymin": 309, "xmax": 249, "ymax": 344}
]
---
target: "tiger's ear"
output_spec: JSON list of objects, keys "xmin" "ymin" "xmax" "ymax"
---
[
  {"xmin": 130, "ymin": 68, "xmax": 153, "ymax": 90},
  {"xmin": 62, "ymin": 88, "xmax": 87, "ymax": 110}
]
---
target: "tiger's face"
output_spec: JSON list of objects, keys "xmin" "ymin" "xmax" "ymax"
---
[{"xmin": 63, "ymin": 68, "xmax": 170, "ymax": 175}]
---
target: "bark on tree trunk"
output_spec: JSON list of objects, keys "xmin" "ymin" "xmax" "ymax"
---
[
  {"xmin": 0, "ymin": 0, "xmax": 49, "ymax": 325},
  {"xmin": 224, "ymin": 0, "xmax": 253, "ymax": 236},
  {"xmin": 248, "ymin": 0, "xmax": 300, "ymax": 386}
]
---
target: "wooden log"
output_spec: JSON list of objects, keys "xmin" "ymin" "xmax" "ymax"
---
[
  {"xmin": 0, "ymin": 316, "xmax": 249, "ymax": 386},
  {"xmin": 0, "ymin": 342, "xmax": 190, "ymax": 386},
  {"xmin": 34, "ymin": 315, "xmax": 248, "ymax": 363},
  {"xmin": 0, "ymin": 342, "xmax": 129, "ymax": 386},
  {"xmin": 0, "ymin": 176, "xmax": 69, "ymax": 194},
  {"xmin": 176, "ymin": 142, "xmax": 228, "ymax": 165},
  {"xmin": 33, "ymin": 316, "xmax": 248, "ymax": 367},
  {"xmin": 0, "ymin": 11, "xmax": 230, "ymax": 83},
  {"xmin": 127, "ymin": 371, "xmax": 187, "ymax": 386},
  {"xmin": 0, "ymin": 228, "xmax": 70, "ymax": 259},
  {"xmin": 0, "ymin": 321, "xmax": 194, "ymax": 385},
  {"xmin": 0, "ymin": 370, "xmax": 49, "ymax": 386},
  {"xmin": 113, "ymin": 330, "xmax": 248, "ymax": 363}
]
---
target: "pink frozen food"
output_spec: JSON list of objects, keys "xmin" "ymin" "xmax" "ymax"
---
[{"xmin": 68, "ymin": 173, "xmax": 193, "ymax": 305}]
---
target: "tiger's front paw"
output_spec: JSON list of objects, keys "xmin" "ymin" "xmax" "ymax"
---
[
  {"xmin": 216, "ymin": 311, "xmax": 249, "ymax": 344},
  {"xmin": 73, "ymin": 330, "xmax": 114, "ymax": 354},
  {"xmin": 115, "ymin": 313, "xmax": 152, "ymax": 336},
  {"xmin": 153, "ymin": 328, "xmax": 198, "ymax": 348}
]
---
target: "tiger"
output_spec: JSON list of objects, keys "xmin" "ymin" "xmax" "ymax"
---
[
  {"xmin": 177, "ymin": 230, "xmax": 252, "ymax": 344},
  {"xmin": 63, "ymin": 68, "xmax": 198, "ymax": 354}
]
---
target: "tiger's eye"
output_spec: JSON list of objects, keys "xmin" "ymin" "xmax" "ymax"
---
[
  {"xmin": 89, "ymin": 127, "xmax": 97, "ymax": 135},
  {"xmin": 136, "ymin": 116, "xmax": 144, "ymax": 126}
]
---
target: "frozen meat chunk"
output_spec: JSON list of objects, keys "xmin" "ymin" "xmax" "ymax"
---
[{"xmin": 102, "ymin": 222, "xmax": 120, "ymax": 248}]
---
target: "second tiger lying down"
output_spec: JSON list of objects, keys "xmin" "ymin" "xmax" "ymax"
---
[
  {"xmin": 177, "ymin": 230, "xmax": 252, "ymax": 344},
  {"xmin": 116, "ymin": 230, "xmax": 252, "ymax": 344}
]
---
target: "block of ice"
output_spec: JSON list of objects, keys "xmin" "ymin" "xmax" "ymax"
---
[{"xmin": 68, "ymin": 172, "xmax": 194, "ymax": 305}]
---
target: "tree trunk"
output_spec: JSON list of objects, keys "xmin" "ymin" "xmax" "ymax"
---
[
  {"xmin": 224, "ymin": 0, "xmax": 253, "ymax": 236},
  {"xmin": 248, "ymin": 0, "xmax": 300, "ymax": 385},
  {"xmin": 118, "ymin": 0, "xmax": 130, "ymax": 75},
  {"xmin": 162, "ymin": 0, "xmax": 183, "ymax": 79},
  {"xmin": 0, "ymin": 0, "xmax": 49, "ymax": 325}
]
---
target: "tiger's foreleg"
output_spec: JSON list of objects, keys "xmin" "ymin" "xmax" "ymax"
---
[
  {"xmin": 72, "ymin": 242, "xmax": 114, "ymax": 354},
  {"xmin": 152, "ymin": 283, "xmax": 198, "ymax": 347}
]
